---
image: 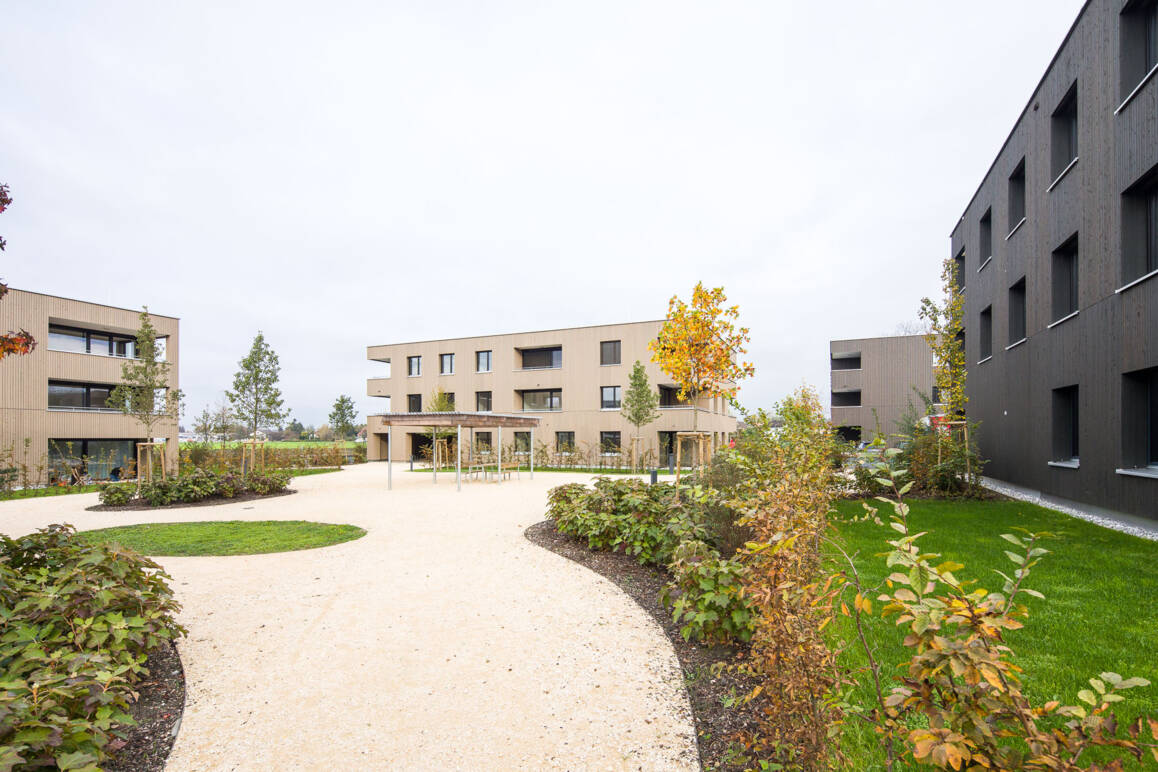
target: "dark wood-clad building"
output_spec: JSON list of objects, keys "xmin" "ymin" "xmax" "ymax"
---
[{"xmin": 950, "ymin": 0, "xmax": 1158, "ymax": 520}]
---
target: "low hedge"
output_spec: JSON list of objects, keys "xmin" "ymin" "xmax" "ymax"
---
[
  {"xmin": 99, "ymin": 469, "xmax": 291, "ymax": 507},
  {"xmin": 546, "ymin": 477, "xmax": 757, "ymax": 644},
  {"xmin": 0, "ymin": 524, "xmax": 186, "ymax": 769}
]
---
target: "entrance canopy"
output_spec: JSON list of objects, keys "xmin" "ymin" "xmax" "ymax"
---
[{"xmin": 368, "ymin": 412, "xmax": 541, "ymax": 491}]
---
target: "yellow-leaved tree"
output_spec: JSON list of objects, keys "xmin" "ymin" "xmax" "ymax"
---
[
  {"xmin": 648, "ymin": 282, "xmax": 755, "ymax": 433},
  {"xmin": 919, "ymin": 256, "xmax": 966, "ymax": 417}
]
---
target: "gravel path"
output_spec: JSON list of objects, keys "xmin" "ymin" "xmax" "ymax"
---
[{"xmin": 0, "ymin": 465, "xmax": 698, "ymax": 771}]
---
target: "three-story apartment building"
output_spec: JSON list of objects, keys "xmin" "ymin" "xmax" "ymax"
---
[
  {"xmin": 829, "ymin": 335, "xmax": 938, "ymax": 445},
  {"xmin": 365, "ymin": 320, "xmax": 737, "ymax": 463},
  {"xmin": 0, "ymin": 289, "xmax": 180, "ymax": 482},
  {"xmin": 950, "ymin": 0, "xmax": 1158, "ymax": 520}
]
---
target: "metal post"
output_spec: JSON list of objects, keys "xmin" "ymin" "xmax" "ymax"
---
[
  {"xmin": 497, "ymin": 426, "xmax": 502, "ymax": 485},
  {"xmin": 432, "ymin": 426, "xmax": 437, "ymax": 484},
  {"xmin": 456, "ymin": 425, "xmax": 461, "ymax": 492},
  {"xmin": 530, "ymin": 427, "xmax": 534, "ymax": 480},
  {"xmin": 387, "ymin": 425, "xmax": 393, "ymax": 491}
]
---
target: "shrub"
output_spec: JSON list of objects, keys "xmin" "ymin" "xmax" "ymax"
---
[
  {"xmin": 172, "ymin": 469, "xmax": 218, "ymax": 503},
  {"xmin": 98, "ymin": 482, "xmax": 135, "ymax": 506},
  {"xmin": 245, "ymin": 470, "xmax": 290, "ymax": 496},
  {"xmin": 0, "ymin": 524, "xmax": 185, "ymax": 769},
  {"xmin": 546, "ymin": 477, "xmax": 703, "ymax": 566},
  {"xmin": 660, "ymin": 539, "xmax": 755, "ymax": 644},
  {"xmin": 139, "ymin": 478, "xmax": 178, "ymax": 507},
  {"xmin": 216, "ymin": 472, "xmax": 246, "ymax": 498}
]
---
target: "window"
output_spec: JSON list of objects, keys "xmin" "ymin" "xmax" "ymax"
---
[
  {"xmin": 1050, "ymin": 83, "xmax": 1078, "ymax": 181},
  {"xmin": 600, "ymin": 385, "xmax": 622, "ymax": 409},
  {"xmin": 1120, "ymin": 0, "xmax": 1158, "ymax": 102},
  {"xmin": 439, "ymin": 353, "xmax": 454, "ymax": 375},
  {"xmin": 47, "ymin": 324, "xmax": 136, "ymax": 358},
  {"xmin": 979, "ymin": 306, "xmax": 993, "ymax": 361},
  {"xmin": 407, "ymin": 394, "xmax": 421, "ymax": 412},
  {"xmin": 659, "ymin": 385, "xmax": 688, "ymax": 407},
  {"xmin": 831, "ymin": 390, "xmax": 861, "ymax": 408},
  {"xmin": 556, "ymin": 431, "xmax": 575, "ymax": 453},
  {"xmin": 47, "ymin": 381, "xmax": 119, "ymax": 411},
  {"xmin": 475, "ymin": 391, "xmax": 492, "ymax": 412},
  {"xmin": 1122, "ymin": 367, "xmax": 1158, "ymax": 468},
  {"xmin": 953, "ymin": 249, "xmax": 966, "ymax": 292},
  {"xmin": 521, "ymin": 389, "xmax": 561, "ymax": 411},
  {"xmin": 600, "ymin": 340, "xmax": 621, "ymax": 366},
  {"xmin": 835, "ymin": 426, "xmax": 862, "ymax": 444},
  {"xmin": 514, "ymin": 432, "xmax": 531, "ymax": 453},
  {"xmin": 407, "ymin": 356, "xmax": 421, "ymax": 377},
  {"xmin": 1122, "ymin": 167, "xmax": 1158, "ymax": 284},
  {"xmin": 979, "ymin": 209, "xmax": 993, "ymax": 266},
  {"xmin": 831, "ymin": 353, "xmax": 861, "ymax": 370},
  {"xmin": 600, "ymin": 431, "xmax": 622, "ymax": 453},
  {"xmin": 1052, "ymin": 234, "xmax": 1079, "ymax": 320},
  {"xmin": 1052, "ymin": 385, "xmax": 1080, "ymax": 462},
  {"xmin": 445, "ymin": 392, "xmax": 455, "ymax": 409},
  {"xmin": 1008, "ymin": 277, "xmax": 1027, "ymax": 345},
  {"xmin": 1008, "ymin": 158, "xmax": 1026, "ymax": 233},
  {"xmin": 476, "ymin": 350, "xmax": 492, "ymax": 372},
  {"xmin": 521, "ymin": 347, "xmax": 561, "ymax": 369},
  {"xmin": 932, "ymin": 386, "xmax": 944, "ymax": 405},
  {"xmin": 47, "ymin": 439, "xmax": 136, "ymax": 481},
  {"xmin": 475, "ymin": 431, "xmax": 492, "ymax": 450}
]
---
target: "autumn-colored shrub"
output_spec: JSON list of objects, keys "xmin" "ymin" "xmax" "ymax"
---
[
  {"xmin": 660, "ymin": 539, "xmax": 754, "ymax": 644},
  {"xmin": 831, "ymin": 448, "xmax": 1158, "ymax": 770}
]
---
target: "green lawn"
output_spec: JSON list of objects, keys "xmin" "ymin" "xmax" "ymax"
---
[
  {"xmin": 0, "ymin": 484, "xmax": 102, "ymax": 501},
  {"xmin": 284, "ymin": 467, "xmax": 342, "ymax": 477},
  {"xmin": 79, "ymin": 520, "xmax": 366, "ymax": 556},
  {"xmin": 830, "ymin": 498, "xmax": 1158, "ymax": 770}
]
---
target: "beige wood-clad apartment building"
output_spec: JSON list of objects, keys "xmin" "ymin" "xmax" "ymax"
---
[
  {"xmin": 830, "ymin": 334, "xmax": 937, "ymax": 445},
  {"xmin": 0, "ymin": 289, "xmax": 179, "ymax": 482},
  {"xmin": 366, "ymin": 320, "xmax": 737, "ymax": 463}
]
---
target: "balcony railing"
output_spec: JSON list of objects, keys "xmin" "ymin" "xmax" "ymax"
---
[{"xmin": 47, "ymin": 406, "xmax": 125, "ymax": 414}]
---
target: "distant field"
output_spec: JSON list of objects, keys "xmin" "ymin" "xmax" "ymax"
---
[{"xmin": 180, "ymin": 440, "xmax": 359, "ymax": 449}]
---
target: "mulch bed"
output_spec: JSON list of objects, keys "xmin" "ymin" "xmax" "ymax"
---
[
  {"xmin": 106, "ymin": 642, "xmax": 186, "ymax": 772},
  {"xmin": 86, "ymin": 489, "xmax": 295, "ymax": 512},
  {"xmin": 524, "ymin": 520, "xmax": 760, "ymax": 772}
]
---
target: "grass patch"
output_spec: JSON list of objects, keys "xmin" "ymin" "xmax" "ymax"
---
[
  {"xmin": 79, "ymin": 520, "xmax": 366, "ymax": 556},
  {"xmin": 0, "ymin": 484, "xmax": 102, "ymax": 501},
  {"xmin": 282, "ymin": 467, "xmax": 342, "ymax": 477},
  {"xmin": 830, "ymin": 498, "xmax": 1158, "ymax": 770}
]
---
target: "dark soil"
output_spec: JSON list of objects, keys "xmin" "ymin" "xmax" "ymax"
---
[
  {"xmin": 106, "ymin": 642, "xmax": 186, "ymax": 772},
  {"xmin": 87, "ymin": 489, "xmax": 296, "ymax": 512},
  {"xmin": 524, "ymin": 520, "xmax": 761, "ymax": 772}
]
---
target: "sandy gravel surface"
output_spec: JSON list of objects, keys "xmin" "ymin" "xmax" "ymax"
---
[{"xmin": 0, "ymin": 465, "xmax": 698, "ymax": 771}]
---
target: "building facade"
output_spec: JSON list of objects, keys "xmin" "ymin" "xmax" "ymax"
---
[
  {"xmin": 0, "ymin": 289, "xmax": 180, "ymax": 482},
  {"xmin": 365, "ymin": 320, "xmax": 737, "ymax": 463},
  {"xmin": 830, "ymin": 335, "xmax": 937, "ymax": 445},
  {"xmin": 950, "ymin": 0, "xmax": 1158, "ymax": 520}
]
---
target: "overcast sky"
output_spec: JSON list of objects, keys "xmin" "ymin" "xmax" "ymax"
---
[{"xmin": 0, "ymin": 1, "xmax": 1086, "ymax": 426}]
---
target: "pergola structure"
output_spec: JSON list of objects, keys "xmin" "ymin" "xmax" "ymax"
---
[{"xmin": 368, "ymin": 412, "xmax": 542, "ymax": 492}]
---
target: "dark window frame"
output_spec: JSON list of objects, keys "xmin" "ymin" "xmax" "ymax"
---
[
  {"xmin": 47, "ymin": 380, "xmax": 120, "ymax": 411},
  {"xmin": 600, "ymin": 385, "xmax": 622, "ymax": 409},
  {"xmin": 47, "ymin": 323, "xmax": 138, "ymax": 358},
  {"xmin": 1122, "ymin": 166, "xmax": 1158, "ymax": 285},
  {"xmin": 1050, "ymin": 82, "xmax": 1079, "ymax": 182},
  {"xmin": 599, "ymin": 431, "xmax": 622, "ymax": 453},
  {"xmin": 1051, "ymin": 233, "xmax": 1080, "ymax": 321},
  {"xmin": 979, "ymin": 305, "xmax": 993, "ymax": 361},
  {"xmin": 979, "ymin": 208, "xmax": 993, "ymax": 266},
  {"xmin": 407, "ymin": 394, "xmax": 421, "ymax": 412},
  {"xmin": 475, "ymin": 391, "xmax": 492, "ymax": 412},
  {"xmin": 831, "ymin": 390, "xmax": 862, "ymax": 408},
  {"xmin": 475, "ymin": 350, "xmax": 492, "ymax": 373},
  {"xmin": 599, "ymin": 340, "xmax": 621, "ymax": 366},
  {"xmin": 514, "ymin": 431, "xmax": 531, "ymax": 454},
  {"xmin": 1120, "ymin": 0, "xmax": 1158, "ymax": 102},
  {"xmin": 1052, "ymin": 385, "xmax": 1080, "ymax": 462},
  {"xmin": 1008, "ymin": 158, "xmax": 1027, "ymax": 234},
  {"xmin": 555, "ymin": 431, "xmax": 576, "ymax": 453},
  {"xmin": 1122, "ymin": 367, "xmax": 1158, "ymax": 468},
  {"xmin": 520, "ymin": 346, "xmax": 562, "ymax": 370},
  {"xmin": 407, "ymin": 356, "xmax": 422, "ymax": 377},
  {"xmin": 439, "ymin": 353, "xmax": 455, "ymax": 375},
  {"xmin": 1008, "ymin": 277, "xmax": 1027, "ymax": 345},
  {"xmin": 520, "ymin": 389, "xmax": 562, "ymax": 412}
]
